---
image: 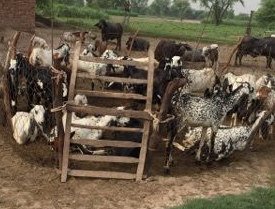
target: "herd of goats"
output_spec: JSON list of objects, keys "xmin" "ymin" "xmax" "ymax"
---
[{"xmin": 5, "ymin": 19, "xmax": 275, "ymax": 173}]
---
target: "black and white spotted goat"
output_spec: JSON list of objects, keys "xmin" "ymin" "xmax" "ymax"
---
[
  {"xmin": 162, "ymin": 82, "xmax": 254, "ymax": 171},
  {"xmin": 182, "ymin": 111, "xmax": 269, "ymax": 161}
]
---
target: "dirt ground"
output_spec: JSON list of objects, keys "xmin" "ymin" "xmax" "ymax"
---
[{"xmin": 0, "ymin": 26, "xmax": 275, "ymax": 209}]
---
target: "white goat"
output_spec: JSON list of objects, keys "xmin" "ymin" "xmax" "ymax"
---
[
  {"xmin": 60, "ymin": 31, "xmax": 96, "ymax": 43},
  {"xmin": 224, "ymin": 72, "xmax": 256, "ymax": 92},
  {"xmin": 12, "ymin": 105, "xmax": 45, "ymax": 145},
  {"xmin": 29, "ymin": 43, "xmax": 71, "ymax": 67},
  {"xmin": 81, "ymin": 44, "xmax": 96, "ymax": 57},
  {"xmin": 180, "ymin": 68, "xmax": 216, "ymax": 93},
  {"xmin": 202, "ymin": 44, "xmax": 219, "ymax": 69}
]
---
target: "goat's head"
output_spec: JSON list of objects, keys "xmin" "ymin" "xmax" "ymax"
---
[
  {"xmin": 30, "ymin": 105, "xmax": 45, "ymax": 125},
  {"xmin": 54, "ymin": 43, "xmax": 71, "ymax": 65},
  {"xmin": 101, "ymin": 49, "xmax": 118, "ymax": 59},
  {"xmin": 95, "ymin": 19, "xmax": 107, "ymax": 29},
  {"xmin": 171, "ymin": 56, "xmax": 183, "ymax": 68},
  {"xmin": 256, "ymin": 86, "xmax": 272, "ymax": 99}
]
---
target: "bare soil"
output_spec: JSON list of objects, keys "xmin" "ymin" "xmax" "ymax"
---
[{"xmin": 0, "ymin": 27, "xmax": 275, "ymax": 209}]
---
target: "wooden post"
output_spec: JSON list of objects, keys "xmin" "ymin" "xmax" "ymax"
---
[
  {"xmin": 3, "ymin": 32, "xmax": 21, "ymax": 132},
  {"xmin": 127, "ymin": 30, "xmax": 139, "ymax": 57},
  {"xmin": 53, "ymin": 76, "xmax": 65, "ymax": 169},
  {"xmin": 246, "ymin": 11, "xmax": 254, "ymax": 36},
  {"xmin": 136, "ymin": 48, "xmax": 154, "ymax": 181},
  {"xmin": 61, "ymin": 41, "xmax": 82, "ymax": 182}
]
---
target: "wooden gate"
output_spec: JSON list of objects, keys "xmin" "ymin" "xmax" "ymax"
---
[{"xmin": 61, "ymin": 41, "xmax": 154, "ymax": 182}]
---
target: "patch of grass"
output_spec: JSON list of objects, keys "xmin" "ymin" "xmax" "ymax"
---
[
  {"xmin": 172, "ymin": 187, "xmax": 275, "ymax": 209},
  {"xmin": 55, "ymin": 16, "xmax": 268, "ymax": 44}
]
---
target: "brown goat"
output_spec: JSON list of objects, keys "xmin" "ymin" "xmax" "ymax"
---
[
  {"xmin": 94, "ymin": 40, "xmax": 108, "ymax": 56},
  {"xmin": 256, "ymin": 86, "xmax": 272, "ymax": 99}
]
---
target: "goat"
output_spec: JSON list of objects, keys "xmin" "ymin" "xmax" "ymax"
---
[
  {"xmin": 12, "ymin": 105, "xmax": 46, "ymax": 145},
  {"xmin": 126, "ymin": 37, "xmax": 150, "ymax": 52},
  {"xmin": 164, "ymin": 82, "xmax": 253, "ymax": 171},
  {"xmin": 154, "ymin": 40, "xmax": 192, "ymax": 62},
  {"xmin": 60, "ymin": 31, "xmax": 96, "ymax": 43},
  {"xmin": 202, "ymin": 44, "xmax": 219, "ymax": 70},
  {"xmin": 95, "ymin": 19, "xmax": 123, "ymax": 50},
  {"xmin": 179, "ymin": 67, "xmax": 217, "ymax": 93},
  {"xmin": 182, "ymin": 111, "xmax": 269, "ymax": 161},
  {"xmin": 94, "ymin": 40, "xmax": 108, "ymax": 56},
  {"xmin": 29, "ymin": 43, "xmax": 71, "ymax": 67},
  {"xmin": 81, "ymin": 44, "xmax": 97, "ymax": 57}
]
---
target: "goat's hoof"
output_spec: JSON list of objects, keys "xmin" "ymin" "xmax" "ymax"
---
[{"xmin": 163, "ymin": 166, "xmax": 171, "ymax": 175}]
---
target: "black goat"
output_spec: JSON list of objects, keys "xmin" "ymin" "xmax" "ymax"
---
[
  {"xmin": 154, "ymin": 40, "xmax": 192, "ymax": 62},
  {"xmin": 95, "ymin": 19, "xmax": 123, "ymax": 51},
  {"xmin": 126, "ymin": 37, "xmax": 150, "ymax": 51}
]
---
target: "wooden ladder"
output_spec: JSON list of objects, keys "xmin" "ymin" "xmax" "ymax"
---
[{"xmin": 61, "ymin": 41, "xmax": 154, "ymax": 182}]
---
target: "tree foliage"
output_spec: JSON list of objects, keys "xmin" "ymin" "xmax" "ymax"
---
[
  {"xmin": 149, "ymin": 0, "xmax": 170, "ymax": 17},
  {"xmin": 192, "ymin": 0, "xmax": 244, "ymax": 25},
  {"xmin": 86, "ymin": 0, "xmax": 125, "ymax": 9},
  {"xmin": 256, "ymin": 0, "xmax": 275, "ymax": 28},
  {"xmin": 131, "ymin": 0, "xmax": 148, "ymax": 14}
]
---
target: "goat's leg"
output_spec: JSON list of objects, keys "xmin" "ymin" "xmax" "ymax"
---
[
  {"xmin": 268, "ymin": 125, "xmax": 273, "ymax": 140},
  {"xmin": 231, "ymin": 113, "xmax": 238, "ymax": 126},
  {"xmin": 207, "ymin": 129, "xmax": 217, "ymax": 162},
  {"xmin": 266, "ymin": 56, "xmax": 272, "ymax": 69},
  {"xmin": 91, "ymin": 81, "xmax": 95, "ymax": 91},
  {"xmin": 195, "ymin": 127, "xmax": 208, "ymax": 161},
  {"xmin": 164, "ymin": 121, "xmax": 177, "ymax": 174},
  {"xmin": 234, "ymin": 51, "xmax": 240, "ymax": 66}
]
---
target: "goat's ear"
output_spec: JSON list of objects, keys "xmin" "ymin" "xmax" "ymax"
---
[
  {"xmin": 70, "ymin": 131, "xmax": 75, "ymax": 139},
  {"xmin": 94, "ymin": 22, "xmax": 100, "ymax": 28},
  {"xmin": 222, "ymin": 78, "xmax": 229, "ymax": 91},
  {"xmin": 228, "ymin": 84, "xmax": 233, "ymax": 93},
  {"xmin": 53, "ymin": 52, "xmax": 59, "ymax": 60}
]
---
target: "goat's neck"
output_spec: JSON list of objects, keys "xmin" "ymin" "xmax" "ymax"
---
[{"xmin": 223, "ymin": 89, "xmax": 246, "ymax": 112}]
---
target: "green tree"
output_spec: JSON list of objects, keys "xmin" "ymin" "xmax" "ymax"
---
[
  {"xmin": 192, "ymin": 0, "xmax": 244, "ymax": 25},
  {"xmin": 256, "ymin": 0, "xmax": 275, "ymax": 28},
  {"xmin": 131, "ymin": 0, "xmax": 148, "ymax": 14},
  {"xmin": 170, "ymin": 0, "xmax": 192, "ymax": 21},
  {"xmin": 86, "ymin": 0, "xmax": 124, "ymax": 9},
  {"xmin": 149, "ymin": 0, "xmax": 171, "ymax": 16},
  {"xmin": 36, "ymin": 0, "xmax": 50, "ymax": 8}
]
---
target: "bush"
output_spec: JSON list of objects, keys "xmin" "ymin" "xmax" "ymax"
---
[
  {"xmin": 37, "ymin": 4, "xmax": 109, "ymax": 20},
  {"xmin": 53, "ymin": 4, "xmax": 109, "ymax": 19},
  {"xmin": 105, "ymin": 9, "xmax": 139, "ymax": 17}
]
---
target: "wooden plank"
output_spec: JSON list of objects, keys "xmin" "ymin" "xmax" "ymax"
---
[
  {"xmin": 145, "ymin": 48, "xmax": 155, "ymax": 111},
  {"xmin": 71, "ymin": 139, "xmax": 141, "ymax": 148},
  {"xmin": 61, "ymin": 112, "xmax": 73, "ymax": 183},
  {"xmin": 66, "ymin": 103, "xmax": 152, "ymax": 120},
  {"xmin": 61, "ymin": 41, "xmax": 82, "ymax": 183},
  {"xmin": 79, "ymin": 56, "xmax": 148, "ymax": 68},
  {"xmin": 136, "ymin": 120, "xmax": 151, "ymax": 181},
  {"xmin": 75, "ymin": 90, "xmax": 147, "ymax": 100},
  {"xmin": 77, "ymin": 73, "xmax": 148, "ymax": 85},
  {"xmin": 68, "ymin": 41, "xmax": 82, "ymax": 100},
  {"xmin": 136, "ymin": 48, "xmax": 155, "ymax": 181},
  {"xmin": 71, "ymin": 123, "xmax": 143, "ymax": 133},
  {"xmin": 68, "ymin": 169, "xmax": 136, "ymax": 180},
  {"xmin": 69, "ymin": 154, "xmax": 139, "ymax": 164}
]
